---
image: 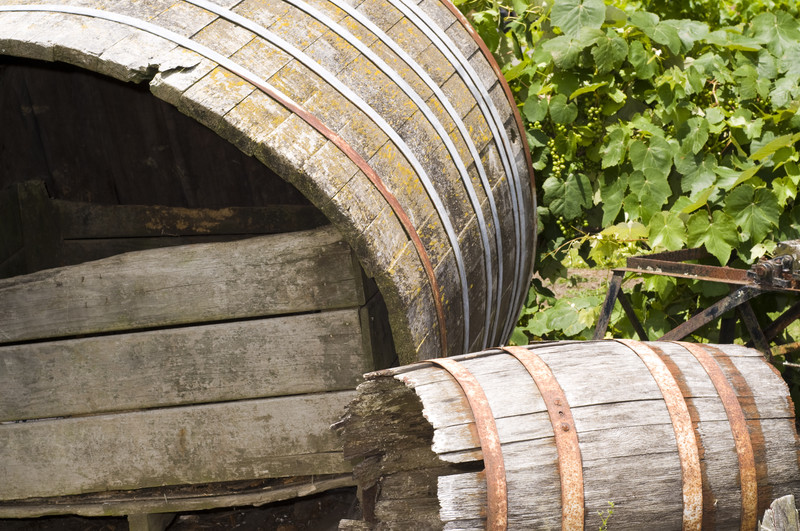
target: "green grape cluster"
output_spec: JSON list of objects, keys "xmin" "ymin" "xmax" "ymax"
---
[{"xmin": 585, "ymin": 104, "xmax": 603, "ymax": 135}]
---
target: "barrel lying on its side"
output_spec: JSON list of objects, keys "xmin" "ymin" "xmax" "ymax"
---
[{"xmin": 336, "ymin": 340, "xmax": 800, "ymax": 529}]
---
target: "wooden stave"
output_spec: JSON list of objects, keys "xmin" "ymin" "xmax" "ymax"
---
[{"xmin": 0, "ymin": 0, "xmax": 535, "ymax": 362}]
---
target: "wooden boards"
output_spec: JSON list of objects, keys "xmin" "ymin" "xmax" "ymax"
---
[
  {"xmin": 0, "ymin": 223, "xmax": 362, "ymax": 342},
  {"xmin": 0, "ymin": 221, "xmax": 383, "ymax": 512},
  {"xmin": 0, "ymin": 391, "xmax": 355, "ymax": 500},
  {"xmin": 336, "ymin": 341, "xmax": 800, "ymax": 529}
]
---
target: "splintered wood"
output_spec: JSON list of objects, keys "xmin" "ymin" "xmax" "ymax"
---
[{"xmin": 335, "ymin": 341, "xmax": 800, "ymax": 530}]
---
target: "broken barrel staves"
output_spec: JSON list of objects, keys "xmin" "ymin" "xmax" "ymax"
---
[{"xmin": 336, "ymin": 340, "xmax": 800, "ymax": 530}]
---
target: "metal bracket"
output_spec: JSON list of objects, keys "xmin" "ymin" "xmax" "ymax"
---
[{"xmin": 593, "ymin": 246, "xmax": 800, "ymax": 360}]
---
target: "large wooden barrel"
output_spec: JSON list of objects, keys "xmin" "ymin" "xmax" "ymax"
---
[
  {"xmin": 337, "ymin": 340, "xmax": 800, "ymax": 529},
  {"xmin": 0, "ymin": 0, "xmax": 535, "ymax": 362}
]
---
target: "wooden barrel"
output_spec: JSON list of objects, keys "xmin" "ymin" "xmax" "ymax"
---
[
  {"xmin": 0, "ymin": 0, "xmax": 535, "ymax": 362},
  {"xmin": 336, "ymin": 340, "xmax": 800, "ymax": 529}
]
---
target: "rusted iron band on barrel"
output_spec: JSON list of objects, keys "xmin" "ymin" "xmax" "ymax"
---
[
  {"xmin": 0, "ymin": 4, "xmax": 449, "ymax": 356},
  {"xmin": 427, "ymin": 358, "xmax": 507, "ymax": 530},
  {"xmin": 674, "ymin": 342, "xmax": 758, "ymax": 530},
  {"xmin": 501, "ymin": 346, "xmax": 584, "ymax": 530},
  {"xmin": 615, "ymin": 339, "xmax": 703, "ymax": 530}
]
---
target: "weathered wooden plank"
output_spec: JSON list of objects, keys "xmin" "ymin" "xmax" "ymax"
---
[
  {"xmin": 54, "ymin": 200, "xmax": 328, "ymax": 239},
  {"xmin": 60, "ymin": 235, "xmax": 257, "ymax": 265},
  {"xmin": 0, "ymin": 391, "xmax": 355, "ymax": 501},
  {"xmin": 0, "ymin": 474, "xmax": 355, "ymax": 518},
  {"xmin": 0, "ymin": 226, "xmax": 363, "ymax": 343},
  {"xmin": 0, "ymin": 308, "xmax": 370, "ymax": 421}
]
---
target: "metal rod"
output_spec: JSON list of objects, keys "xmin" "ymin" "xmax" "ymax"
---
[
  {"xmin": 593, "ymin": 270, "xmax": 623, "ymax": 339},
  {"xmin": 739, "ymin": 301, "xmax": 772, "ymax": 360},
  {"xmin": 659, "ymin": 286, "xmax": 762, "ymax": 341}
]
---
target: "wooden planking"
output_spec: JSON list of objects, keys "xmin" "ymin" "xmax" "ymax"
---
[
  {"xmin": 0, "ymin": 390, "xmax": 355, "ymax": 501},
  {"xmin": 0, "ymin": 225, "xmax": 364, "ymax": 343},
  {"xmin": 0, "ymin": 308, "xmax": 370, "ymax": 421},
  {"xmin": 0, "ymin": 474, "xmax": 356, "ymax": 518},
  {"xmin": 54, "ymin": 200, "xmax": 329, "ymax": 239}
]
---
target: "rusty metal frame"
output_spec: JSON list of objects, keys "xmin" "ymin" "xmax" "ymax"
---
[
  {"xmin": 594, "ymin": 248, "xmax": 800, "ymax": 360},
  {"xmin": 674, "ymin": 342, "xmax": 758, "ymax": 529},
  {"xmin": 616, "ymin": 339, "xmax": 703, "ymax": 530},
  {"xmin": 427, "ymin": 358, "xmax": 508, "ymax": 531},
  {"xmin": 501, "ymin": 346, "xmax": 584, "ymax": 530}
]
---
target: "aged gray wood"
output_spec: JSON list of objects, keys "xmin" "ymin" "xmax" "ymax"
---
[
  {"xmin": 0, "ymin": 225, "xmax": 363, "ymax": 343},
  {"xmin": 0, "ymin": 308, "xmax": 370, "ymax": 421},
  {"xmin": 0, "ymin": 390, "xmax": 354, "ymax": 500},
  {"xmin": 337, "ymin": 341, "xmax": 800, "ymax": 529},
  {"xmin": 760, "ymin": 495, "xmax": 800, "ymax": 531},
  {"xmin": 0, "ymin": 474, "xmax": 356, "ymax": 518}
]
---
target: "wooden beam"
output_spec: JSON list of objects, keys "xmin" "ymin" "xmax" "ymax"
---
[
  {"xmin": 0, "ymin": 474, "xmax": 356, "ymax": 518},
  {"xmin": 0, "ymin": 225, "xmax": 363, "ymax": 343},
  {"xmin": 1, "ymin": 308, "xmax": 370, "ymax": 421},
  {"xmin": 0, "ymin": 391, "xmax": 354, "ymax": 500}
]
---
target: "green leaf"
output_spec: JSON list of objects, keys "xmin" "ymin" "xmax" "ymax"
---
[
  {"xmin": 706, "ymin": 29, "xmax": 762, "ymax": 52},
  {"xmin": 523, "ymin": 95, "xmax": 547, "ymax": 123},
  {"xmin": 728, "ymin": 163, "xmax": 762, "ymax": 190},
  {"xmin": 628, "ymin": 40, "xmax": 657, "ymax": 79},
  {"xmin": 687, "ymin": 210, "xmax": 739, "ymax": 265},
  {"xmin": 704, "ymin": 107, "xmax": 725, "ymax": 125},
  {"xmin": 681, "ymin": 155, "xmax": 717, "ymax": 198},
  {"xmin": 569, "ymin": 82, "xmax": 608, "ymax": 100},
  {"xmin": 600, "ymin": 220, "xmax": 648, "ymax": 240},
  {"xmin": 470, "ymin": 9, "xmax": 501, "ymax": 52},
  {"xmin": 629, "ymin": 12, "xmax": 681, "ymax": 54},
  {"xmin": 600, "ymin": 171, "xmax": 627, "ymax": 226},
  {"xmin": 541, "ymin": 35, "xmax": 584, "ymax": 69},
  {"xmin": 750, "ymin": 11, "xmax": 800, "ymax": 55},
  {"xmin": 628, "ymin": 169, "xmax": 671, "ymax": 222},
  {"xmin": 550, "ymin": 0, "xmax": 606, "ymax": 38},
  {"xmin": 680, "ymin": 117, "xmax": 709, "ymax": 155},
  {"xmin": 770, "ymin": 76, "xmax": 800, "ymax": 110},
  {"xmin": 663, "ymin": 19, "xmax": 708, "ymax": 51},
  {"xmin": 630, "ymin": 136, "xmax": 674, "ymax": 177},
  {"xmin": 681, "ymin": 187, "xmax": 714, "ymax": 214},
  {"xmin": 750, "ymin": 132, "xmax": 800, "ymax": 161},
  {"xmin": 549, "ymin": 94, "xmax": 579, "ymax": 124},
  {"xmin": 724, "ymin": 185, "xmax": 781, "ymax": 242},
  {"xmin": 600, "ymin": 127, "xmax": 628, "ymax": 169},
  {"xmin": 542, "ymin": 173, "xmax": 592, "ymax": 220},
  {"xmin": 773, "ymin": 176, "xmax": 799, "ymax": 208},
  {"xmin": 648, "ymin": 211, "xmax": 686, "ymax": 251},
  {"xmin": 591, "ymin": 32, "xmax": 628, "ymax": 74}
]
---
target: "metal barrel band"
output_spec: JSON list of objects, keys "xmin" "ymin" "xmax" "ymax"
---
[
  {"xmin": 390, "ymin": 0, "xmax": 528, "ymax": 343},
  {"xmin": 176, "ymin": 0, "xmax": 470, "ymax": 353},
  {"xmin": 0, "ymin": 4, "xmax": 450, "ymax": 356},
  {"xmin": 501, "ymin": 346, "xmax": 585, "ymax": 530},
  {"xmin": 438, "ymin": 0, "xmax": 539, "ymax": 336},
  {"xmin": 673, "ymin": 342, "xmax": 757, "ymax": 530},
  {"xmin": 615, "ymin": 339, "xmax": 703, "ymax": 530},
  {"xmin": 427, "ymin": 358, "xmax": 507, "ymax": 530}
]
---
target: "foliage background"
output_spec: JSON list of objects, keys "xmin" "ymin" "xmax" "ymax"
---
[{"xmin": 456, "ymin": 0, "xmax": 800, "ymax": 403}]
